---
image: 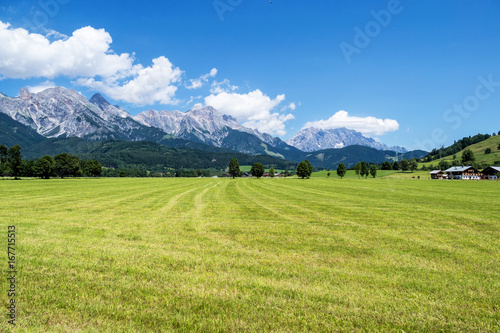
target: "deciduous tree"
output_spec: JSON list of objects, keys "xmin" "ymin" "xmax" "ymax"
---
[
  {"xmin": 250, "ymin": 162, "xmax": 264, "ymax": 178},
  {"xmin": 354, "ymin": 162, "xmax": 361, "ymax": 178},
  {"xmin": 7, "ymin": 145, "xmax": 23, "ymax": 180},
  {"xmin": 381, "ymin": 161, "xmax": 392, "ymax": 170},
  {"xmin": 296, "ymin": 160, "xmax": 313, "ymax": 179},
  {"xmin": 409, "ymin": 159, "xmax": 418, "ymax": 172},
  {"xmin": 84, "ymin": 160, "xmax": 102, "ymax": 177},
  {"xmin": 228, "ymin": 158, "xmax": 240, "ymax": 179},
  {"xmin": 400, "ymin": 159, "xmax": 409, "ymax": 172},
  {"xmin": 360, "ymin": 161, "xmax": 369, "ymax": 179},
  {"xmin": 337, "ymin": 163, "xmax": 346, "ymax": 179},
  {"xmin": 54, "ymin": 153, "xmax": 81, "ymax": 178},
  {"xmin": 269, "ymin": 167, "xmax": 275, "ymax": 178},
  {"xmin": 461, "ymin": 149, "xmax": 475, "ymax": 165},
  {"xmin": 392, "ymin": 161, "xmax": 399, "ymax": 170},
  {"xmin": 370, "ymin": 164, "xmax": 377, "ymax": 178},
  {"xmin": 34, "ymin": 155, "xmax": 55, "ymax": 179}
]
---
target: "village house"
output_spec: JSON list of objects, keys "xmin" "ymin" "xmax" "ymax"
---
[
  {"xmin": 445, "ymin": 166, "xmax": 482, "ymax": 180},
  {"xmin": 429, "ymin": 170, "xmax": 447, "ymax": 180},
  {"xmin": 481, "ymin": 166, "xmax": 500, "ymax": 180}
]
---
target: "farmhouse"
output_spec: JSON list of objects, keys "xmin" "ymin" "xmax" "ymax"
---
[
  {"xmin": 445, "ymin": 166, "xmax": 482, "ymax": 180},
  {"xmin": 482, "ymin": 166, "xmax": 500, "ymax": 180},
  {"xmin": 429, "ymin": 170, "xmax": 447, "ymax": 179}
]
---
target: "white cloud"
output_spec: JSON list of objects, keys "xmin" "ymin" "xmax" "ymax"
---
[
  {"xmin": 185, "ymin": 68, "xmax": 218, "ymax": 89},
  {"xmin": 26, "ymin": 80, "xmax": 56, "ymax": 93},
  {"xmin": 76, "ymin": 56, "xmax": 182, "ymax": 105},
  {"xmin": 303, "ymin": 110, "xmax": 399, "ymax": 136},
  {"xmin": 204, "ymin": 89, "xmax": 293, "ymax": 136},
  {"xmin": 281, "ymin": 102, "xmax": 296, "ymax": 112},
  {"xmin": 0, "ymin": 21, "xmax": 186, "ymax": 106},
  {"xmin": 186, "ymin": 95, "xmax": 203, "ymax": 105},
  {"xmin": 0, "ymin": 21, "xmax": 134, "ymax": 79},
  {"xmin": 209, "ymin": 79, "xmax": 238, "ymax": 94}
]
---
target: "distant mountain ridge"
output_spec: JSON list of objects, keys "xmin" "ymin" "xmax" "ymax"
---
[
  {"xmin": 0, "ymin": 87, "xmax": 301, "ymax": 158},
  {"xmin": 0, "ymin": 87, "xmax": 420, "ymax": 164},
  {"xmin": 286, "ymin": 127, "xmax": 407, "ymax": 153}
]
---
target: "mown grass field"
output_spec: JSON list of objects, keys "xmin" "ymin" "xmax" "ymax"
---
[{"xmin": 1, "ymin": 177, "xmax": 499, "ymax": 332}]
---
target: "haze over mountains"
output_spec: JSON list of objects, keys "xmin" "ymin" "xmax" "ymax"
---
[{"xmin": 0, "ymin": 87, "xmax": 423, "ymax": 166}]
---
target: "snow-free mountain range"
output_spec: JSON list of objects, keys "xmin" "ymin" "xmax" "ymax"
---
[{"xmin": 0, "ymin": 87, "xmax": 423, "ymax": 167}]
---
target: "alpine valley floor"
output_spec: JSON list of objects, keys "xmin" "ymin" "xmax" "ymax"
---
[{"xmin": 1, "ymin": 177, "xmax": 498, "ymax": 332}]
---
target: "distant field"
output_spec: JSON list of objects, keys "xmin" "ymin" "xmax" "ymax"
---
[{"xmin": 1, "ymin": 178, "xmax": 499, "ymax": 332}]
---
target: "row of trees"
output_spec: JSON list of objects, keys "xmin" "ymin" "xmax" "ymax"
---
[
  {"xmin": 353, "ymin": 162, "xmax": 378, "ymax": 179},
  {"xmin": 379, "ymin": 159, "xmax": 418, "ymax": 172},
  {"xmin": 0, "ymin": 144, "xmax": 102, "ymax": 179},
  {"xmin": 228, "ymin": 158, "xmax": 301, "ymax": 179}
]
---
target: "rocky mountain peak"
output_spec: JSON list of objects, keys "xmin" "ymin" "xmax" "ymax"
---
[
  {"xmin": 89, "ymin": 93, "xmax": 111, "ymax": 108},
  {"xmin": 287, "ymin": 127, "xmax": 407, "ymax": 153},
  {"xmin": 20, "ymin": 88, "xmax": 31, "ymax": 99}
]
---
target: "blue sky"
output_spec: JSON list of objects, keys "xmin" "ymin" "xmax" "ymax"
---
[{"xmin": 0, "ymin": 0, "xmax": 499, "ymax": 150}]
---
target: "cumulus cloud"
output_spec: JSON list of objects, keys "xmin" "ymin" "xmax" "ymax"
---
[
  {"xmin": 0, "ymin": 21, "xmax": 185, "ymax": 106},
  {"xmin": 26, "ymin": 80, "xmax": 56, "ymax": 93},
  {"xmin": 0, "ymin": 21, "xmax": 134, "ymax": 79},
  {"xmin": 204, "ymin": 90, "xmax": 294, "ymax": 136},
  {"xmin": 76, "ymin": 56, "xmax": 182, "ymax": 105},
  {"xmin": 185, "ymin": 68, "xmax": 217, "ymax": 89},
  {"xmin": 302, "ymin": 110, "xmax": 399, "ymax": 136}
]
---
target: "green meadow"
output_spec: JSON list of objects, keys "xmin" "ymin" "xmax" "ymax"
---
[{"xmin": 1, "ymin": 178, "xmax": 499, "ymax": 332}]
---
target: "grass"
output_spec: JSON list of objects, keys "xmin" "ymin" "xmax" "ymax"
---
[{"xmin": 1, "ymin": 177, "xmax": 499, "ymax": 332}]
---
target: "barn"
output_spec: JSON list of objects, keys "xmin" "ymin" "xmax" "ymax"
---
[
  {"xmin": 429, "ymin": 170, "xmax": 447, "ymax": 179},
  {"xmin": 481, "ymin": 166, "xmax": 500, "ymax": 180}
]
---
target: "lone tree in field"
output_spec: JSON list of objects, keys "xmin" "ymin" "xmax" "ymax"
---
[
  {"xmin": 296, "ymin": 160, "xmax": 313, "ymax": 179},
  {"xmin": 269, "ymin": 167, "xmax": 275, "ymax": 178},
  {"xmin": 7, "ymin": 145, "xmax": 23, "ymax": 180},
  {"xmin": 409, "ymin": 158, "xmax": 418, "ymax": 172},
  {"xmin": 400, "ymin": 159, "xmax": 409, "ymax": 172},
  {"xmin": 228, "ymin": 158, "xmax": 240, "ymax": 179},
  {"xmin": 354, "ymin": 162, "xmax": 361, "ymax": 178},
  {"xmin": 370, "ymin": 164, "xmax": 377, "ymax": 178},
  {"xmin": 84, "ymin": 160, "xmax": 102, "ymax": 177},
  {"xmin": 360, "ymin": 161, "xmax": 369, "ymax": 179},
  {"xmin": 392, "ymin": 161, "xmax": 399, "ymax": 171},
  {"xmin": 34, "ymin": 155, "xmax": 54, "ymax": 179},
  {"xmin": 250, "ymin": 162, "xmax": 264, "ymax": 178},
  {"xmin": 337, "ymin": 163, "xmax": 346, "ymax": 179},
  {"xmin": 485, "ymin": 148, "xmax": 492, "ymax": 154},
  {"xmin": 461, "ymin": 149, "xmax": 475, "ymax": 165}
]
